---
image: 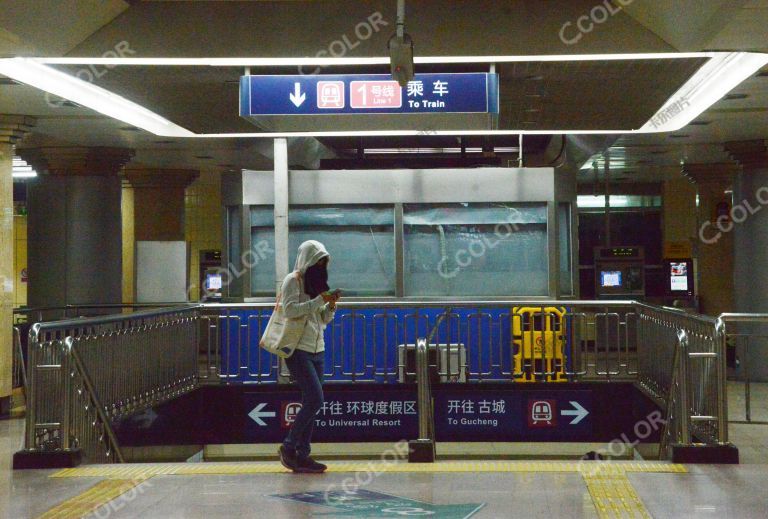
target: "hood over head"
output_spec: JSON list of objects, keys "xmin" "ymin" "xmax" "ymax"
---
[{"xmin": 294, "ymin": 240, "xmax": 330, "ymax": 274}]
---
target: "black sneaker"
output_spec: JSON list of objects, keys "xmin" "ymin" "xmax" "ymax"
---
[
  {"xmin": 293, "ymin": 457, "xmax": 327, "ymax": 473},
  {"xmin": 278, "ymin": 445, "xmax": 297, "ymax": 471}
]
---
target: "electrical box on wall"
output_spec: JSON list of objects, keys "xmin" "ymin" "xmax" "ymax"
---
[{"xmin": 136, "ymin": 241, "xmax": 189, "ymax": 303}]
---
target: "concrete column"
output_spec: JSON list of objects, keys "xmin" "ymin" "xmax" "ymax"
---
[
  {"xmin": 123, "ymin": 169, "xmax": 198, "ymax": 241},
  {"xmin": 18, "ymin": 147, "xmax": 134, "ymax": 310},
  {"xmin": 725, "ymin": 140, "xmax": 768, "ymax": 381},
  {"xmin": 726, "ymin": 141, "xmax": 768, "ymax": 312},
  {"xmin": 682, "ymin": 164, "xmax": 737, "ymax": 316},
  {"xmin": 0, "ymin": 115, "xmax": 35, "ymax": 414}
]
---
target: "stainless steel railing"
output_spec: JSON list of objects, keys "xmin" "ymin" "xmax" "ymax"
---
[
  {"xmin": 22, "ymin": 305, "xmax": 200, "ymax": 462},
  {"xmin": 201, "ymin": 300, "xmax": 640, "ymax": 384},
  {"xmin": 717, "ymin": 313, "xmax": 768, "ymax": 424},
  {"xmin": 18, "ymin": 298, "xmax": 741, "ymax": 463},
  {"xmin": 636, "ymin": 304, "xmax": 728, "ymax": 456},
  {"xmin": 62, "ymin": 337, "xmax": 124, "ymax": 463},
  {"xmin": 13, "ymin": 303, "xmax": 188, "ymax": 324}
]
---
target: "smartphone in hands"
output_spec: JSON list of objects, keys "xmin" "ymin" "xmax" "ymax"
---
[{"xmin": 322, "ymin": 288, "xmax": 342, "ymax": 308}]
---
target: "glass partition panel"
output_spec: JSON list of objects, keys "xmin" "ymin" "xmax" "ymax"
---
[
  {"xmin": 403, "ymin": 203, "xmax": 549, "ymax": 296},
  {"xmin": 250, "ymin": 206, "xmax": 275, "ymax": 296},
  {"xmin": 289, "ymin": 206, "xmax": 396, "ymax": 296}
]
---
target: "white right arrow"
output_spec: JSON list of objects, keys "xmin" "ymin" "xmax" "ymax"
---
[
  {"xmin": 248, "ymin": 403, "xmax": 276, "ymax": 426},
  {"xmin": 289, "ymin": 82, "xmax": 306, "ymax": 107},
  {"xmin": 561, "ymin": 401, "xmax": 589, "ymax": 425}
]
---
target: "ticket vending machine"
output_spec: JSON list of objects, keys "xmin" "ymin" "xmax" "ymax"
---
[
  {"xmin": 594, "ymin": 246, "xmax": 645, "ymax": 300},
  {"xmin": 199, "ymin": 250, "xmax": 222, "ymax": 302},
  {"xmin": 664, "ymin": 258, "xmax": 695, "ymax": 300}
]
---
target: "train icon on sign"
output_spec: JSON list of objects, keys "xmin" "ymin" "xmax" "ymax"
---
[
  {"xmin": 282, "ymin": 402, "xmax": 302, "ymax": 428},
  {"xmin": 317, "ymin": 81, "xmax": 345, "ymax": 109},
  {"xmin": 532, "ymin": 401, "xmax": 553, "ymax": 423},
  {"xmin": 528, "ymin": 399, "xmax": 557, "ymax": 428}
]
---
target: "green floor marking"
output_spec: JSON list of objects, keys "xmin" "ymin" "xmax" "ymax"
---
[{"xmin": 271, "ymin": 489, "xmax": 485, "ymax": 518}]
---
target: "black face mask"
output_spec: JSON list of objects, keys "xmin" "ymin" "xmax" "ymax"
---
[{"xmin": 304, "ymin": 261, "xmax": 329, "ymax": 298}]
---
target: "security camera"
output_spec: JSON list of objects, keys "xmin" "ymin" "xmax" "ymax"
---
[{"xmin": 389, "ymin": 33, "xmax": 414, "ymax": 87}]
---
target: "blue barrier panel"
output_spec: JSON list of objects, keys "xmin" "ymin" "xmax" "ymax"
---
[{"xmin": 219, "ymin": 306, "xmax": 534, "ymax": 383}]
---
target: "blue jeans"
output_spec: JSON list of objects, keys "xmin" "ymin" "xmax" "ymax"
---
[{"xmin": 283, "ymin": 349, "xmax": 324, "ymax": 461}]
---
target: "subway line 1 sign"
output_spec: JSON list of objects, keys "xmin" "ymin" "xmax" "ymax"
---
[{"xmin": 240, "ymin": 73, "xmax": 500, "ymax": 116}]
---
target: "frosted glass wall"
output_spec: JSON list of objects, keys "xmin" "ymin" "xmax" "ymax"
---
[
  {"xmin": 403, "ymin": 203, "xmax": 549, "ymax": 296},
  {"xmin": 236, "ymin": 202, "xmax": 565, "ymax": 297},
  {"xmin": 288, "ymin": 206, "xmax": 396, "ymax": 296}
]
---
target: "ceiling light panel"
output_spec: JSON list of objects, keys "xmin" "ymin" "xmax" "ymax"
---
[{"xmin": 1, "ymin": 52, "xmax": 765, "ymax": 138}]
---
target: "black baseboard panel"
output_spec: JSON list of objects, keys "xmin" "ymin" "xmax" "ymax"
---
[
  {"xmin": 408, "ymin": 439, "xmax": 436, "ymax": 463},
  {"xmin": 671, "ymin": 444, "xmax": 739, "ymax": 464},
  {"xmin": 13, "ymin": 449, "xmax": 82, "ymax": 469}
]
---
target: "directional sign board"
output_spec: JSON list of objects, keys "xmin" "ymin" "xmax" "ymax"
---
[
  {"xmin": 242, "ymin": 389, "xmax": 590, "ymax": 443},
  {"xmin": 240, "ymin": 390, "xmax": 420, "ymax": 443},
  {"xmin": 240, "ymin": 73, "xmax": 499, "ymax": 116},
  {"xmin": 434, "ymin": 390, "xmax": 593, "ymax": 441}
]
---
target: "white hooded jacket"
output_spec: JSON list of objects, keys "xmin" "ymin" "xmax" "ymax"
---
[{"xmin": 280, "ymin": 240, "xmax": 336, "ymax": 354}]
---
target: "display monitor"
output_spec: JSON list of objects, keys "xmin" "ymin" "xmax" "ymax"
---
[
  {"xmin": 669, "ymin": 262, "xmax": 689, "ymax": 292},
  {"xmin": 600, "ymin": 270, "xmax": 622, "ymax": 288},
  {"xmin": 204, "ymin": 272, "xmax": 223, "ymax": 291}
]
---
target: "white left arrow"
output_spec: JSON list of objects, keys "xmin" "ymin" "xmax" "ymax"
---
[
  {"xmin": 289, "ymin": 82, "xmax": 306, "ymax": 107},
  {"xmin": 249, "ymin": 403, "xmax": 276, "ymax": 426},
  {"xmin": 561, "ymin": 401, "xmax": 589, "ymax": 425}
]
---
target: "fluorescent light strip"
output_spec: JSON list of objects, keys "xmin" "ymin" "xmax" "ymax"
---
[
  {"xmin": 31, "ymin": 52, "xmax": 716, "ymax": 67},
  {"xmin": 12, "ymin": 155, "xmax": 37, "ymax": 178},
  {"xmin": 0, "ymin": 58, "xmax": 194, "ymax": 137},
  {"xmin": 191, "ymin": 129, "xmax": 629, "ymax": 138},
  {"xmin": 637, "ymin": 52, "xmax": 768, "ymax": 133},
  {"xmin": 0, "ymin": 52, "xmax": 765, "ymax": 138},
  {"xmin": 365, "ymin": 147, "xmax": 486, "ymax": 154}
]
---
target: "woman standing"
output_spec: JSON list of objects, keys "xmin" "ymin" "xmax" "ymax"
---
[{"xmin": 278, "ymin": 240, "xmax": 340, "ymax": 473}]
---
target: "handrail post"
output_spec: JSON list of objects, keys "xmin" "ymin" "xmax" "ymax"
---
[
  {"xmin": 409, "ymin": 337, "xmax": 435, "ymax": 462},
  {"xmin": 61, "ymin": 340, "xmax": 72, "ymax": 451},
  {"xmin": 24, "ymin": 324, "xmax": 40, "ymax": 451},
  {"xmin": 417, "ymin": 338, "xmax": 430, "ymax": 440},
  {"xmin": 715, "ymin": 317, "xmax": 728, "ymax": 444},
  {"xmin": 677, "ymin": 329, "xmax": 692, "ymax": 445}
]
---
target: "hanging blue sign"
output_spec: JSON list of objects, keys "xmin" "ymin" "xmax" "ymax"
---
[{"xmin": 240, "ymin": 73, "xmax": 499, "ymax": 116}]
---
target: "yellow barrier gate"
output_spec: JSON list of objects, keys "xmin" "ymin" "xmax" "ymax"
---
[{"xmin": 512, "ymin": 306, "xmax": 567, "ymax": 383}]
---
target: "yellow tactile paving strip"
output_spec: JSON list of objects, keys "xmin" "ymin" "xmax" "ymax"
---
[
  {"xmin": 583, "ymin": 473, "xmax": 653, "ymax": 519},
  {"xmin": 44, "ymin": 461, "xmax": 685, "ymax": 518},
  {"xmin": 37, "ymin": 479, "xmax": 148, "ymax": 519},
  {"xmin": 51, "ymin": 460, "xmax": 686, "ymax": 479}
]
